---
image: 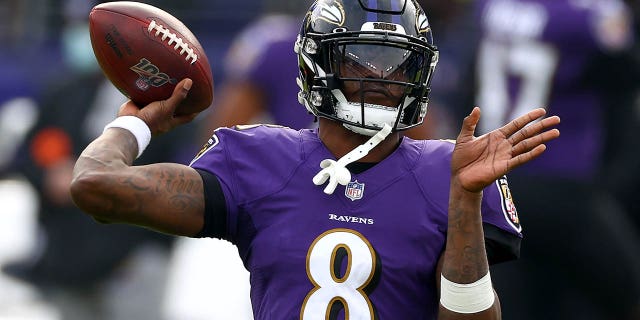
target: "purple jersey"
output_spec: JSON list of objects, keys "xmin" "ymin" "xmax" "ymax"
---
[
  {"xmin": 475, "ymin": 0, "xmax": 633, "ymax": 180},
  {"xmin": 190, "ymin": 125, "xmax": 521, "ymax": 319}
]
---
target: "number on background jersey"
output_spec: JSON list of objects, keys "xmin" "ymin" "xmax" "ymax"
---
[
  {"xmin": 300, "ymin": 228, "xmax": 378, "ymax": 320},
  {"xmin": 476, "ymin": 0, "xmax": 558, "ymax": 133},
  {"xmin": 476, "ymin": 39, "xmax": 558, "ymax": 133}
]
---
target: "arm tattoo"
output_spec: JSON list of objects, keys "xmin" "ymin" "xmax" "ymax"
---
[
  {"xmin": 72, "ymin": 129, "xmax": 205, "ymax": 235},
  {"xmin": 442, "ymin": 189, "xmax": 489, "ymax": 283}
]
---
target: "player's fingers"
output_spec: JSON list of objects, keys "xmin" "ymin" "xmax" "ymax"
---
[
  {"xmin": 508, "ymin": 115, "xmax": 560, "ymax": 145},
  {"xmin": 498, "ymin": 108, "xmax": 547, "ymax": 138},
  {"xmin": 172, "ymin": 112, "xmax": 199, "ymax": 126},
  {"xmin": 164, "ymin": 78, "xmax": 193, "ymax": 112},
  {"xmin": 508, "ymin": 144, "xmax": 547, "ymax": 171},
  {"xmin": 511, "ymin": 128, "xmax": 560, "ymax": 156},
  {"xmin": 457, "ymin": 107, "xmax": 480, "ymax": 141}
]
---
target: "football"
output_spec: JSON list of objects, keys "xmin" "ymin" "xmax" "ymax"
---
[{"xmin": 89, "ymin": 1, "xmax": 213, "ymax": 115}]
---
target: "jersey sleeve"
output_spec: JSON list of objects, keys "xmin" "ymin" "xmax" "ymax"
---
[
  {"xmin": 189, "ymin": 129, "xmax": 239, "ymax": 241},
  {"xmin": 192, "ymin": 169, "xmax": 227, "ymax": 239},
  {"xmin": 484, "ymin": 222, "xmax": 521, "ymax": 264},
  {"xmin": 482, "ymin": 176, "xmax": 522, "ymax": 235},
  {"xmin": 481, "ymin": 175, "xmax": 522, "ymax": 264}
]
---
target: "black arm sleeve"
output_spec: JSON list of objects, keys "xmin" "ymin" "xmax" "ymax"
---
[
  {"xmin": 483, "ymin": 223, "xmax": 521, "ymax": 265},
  {"xmin": 193, "ymin": 169, "xmax": 228, "ymax": 239}
]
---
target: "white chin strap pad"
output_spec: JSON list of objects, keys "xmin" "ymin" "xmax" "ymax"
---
[
  {"xmin": 333, "ymin": 89, "xmax": 398, "ymax": 136},
  {"xmin": 312, "ymin": 124, "xmax": 392, "ymax": 194}
]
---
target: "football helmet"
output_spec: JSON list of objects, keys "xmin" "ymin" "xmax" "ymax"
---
[{"xmin": 295, "ymin": 0, "xmax": 439, "ymax": 135}]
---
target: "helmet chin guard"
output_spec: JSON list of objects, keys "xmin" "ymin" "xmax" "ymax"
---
[
  {"xmin": 339, "ymin": 102, "xmax": 397, "ymax": 136},
  {"xmin": 333, "ymin": 89, "xmax": 420, "ymax": 136}
]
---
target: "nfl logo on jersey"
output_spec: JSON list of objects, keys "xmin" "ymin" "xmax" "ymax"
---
[{"xmin": 345, "ymin": 181, "xmax": 365, "ymax": 201}]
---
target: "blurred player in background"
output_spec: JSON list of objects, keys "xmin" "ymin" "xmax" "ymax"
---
[
  {"xmin": 604, "ymin": 0, "xmax": 640, "ymax": 239},
  {"xmin": 201, "ymin": 13, "xmax": 315, "ymax": 134},
  {"xmin": 0, "ymin": 18, "xmax": 56, "ymax": 319},
  {"xmin": 0, "ymin": 1, "xmax": 78, "ymax": 319},
  {"xmin": 7, "ymin": 15, "xmax": 175, "ymax": 320},
  {"xmin": 3, "ymin": 1, "xmax": 206, "ymax": 319},
  {"xmin": 473, "ymin": 0, "xmax": 640, "ymax": 318},
  {"xmin": 414, "ymin": 0, "xmax": 479, "ymax": 139},
  {"xmin": 1, "ymin": 0, "xmax": 273, "ymax": 319},
  {"xmin": 69, "ymin": 0, "xmax": 561, "ymax": 318}
]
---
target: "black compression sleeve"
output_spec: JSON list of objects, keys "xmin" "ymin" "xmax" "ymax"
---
[
  {"xmin": 483, "ymin": 223, "xmax": 521, "ymax": 265},
  {"xmin": 193, "ymin": 169, "xmax": 228, "ymax": 239}
]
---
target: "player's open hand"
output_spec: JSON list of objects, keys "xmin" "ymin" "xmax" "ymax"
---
[
  {"xmin": 451, "ymin": 107, "xmax": 560, "ymax": 193},
  {"xmin": 117, "ymin": 78, "xmax": 199, "ymax": 136}
]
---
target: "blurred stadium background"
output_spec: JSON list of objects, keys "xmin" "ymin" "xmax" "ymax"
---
[{"xmin": 0, "ymin": 0, "xmax": 638, "ymax": 319}]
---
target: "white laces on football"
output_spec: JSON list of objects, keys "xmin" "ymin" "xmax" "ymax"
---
[{"xmin": 313, "ymin": 124, "xmax": 392, "ymax": 194}]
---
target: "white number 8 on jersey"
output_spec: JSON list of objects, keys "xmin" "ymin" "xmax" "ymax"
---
[{"xmin": 300, "ymin": 228, "xmax": 378, "ymax": 320}]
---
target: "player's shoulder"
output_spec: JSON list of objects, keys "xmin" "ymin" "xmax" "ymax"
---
[
  {"xmin": 190, "ymin": 125, "xmax": 311, "ymax": 202},
  {"xmin": 214, "ymin": 123, "xmax": 302, "ymax": 150},
  {"xmin": 426, "ymin": 139, "xmax": 456, "ymax": 151},
  {"xmin": 221, "ymin": 123, "xmax": 299, "ymax": 138},
  {"xmin": 191, "ymin": 124, "xmax": 304, "ymax": 164},
  {"xmin": 406, "ymin": 138, "xmax": 456, "ymax": 164},
  {"xmin": 400, "ymin": 138, "xmax": 455, "ymax": 182}
]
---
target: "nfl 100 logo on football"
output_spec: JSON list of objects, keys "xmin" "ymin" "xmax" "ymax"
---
[
  {"xmin": 345, "ymin": 180, "xmax": 365, "ymax": 201},
  {"xmin": 130, "ymin": 58, "xmax": 177, "ymax": 91}
]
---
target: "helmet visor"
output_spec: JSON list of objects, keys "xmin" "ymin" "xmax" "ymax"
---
[{"xmin": 333, "ymin": 43, "xmax": 427, "ymax": 84}]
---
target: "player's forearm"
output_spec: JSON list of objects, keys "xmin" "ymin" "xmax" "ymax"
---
[
  {"xmin": 70, "ymin": 128, "xmax": 139, "ymax": 220},
  {"xmin": 442, "ymin": 179, "xmax": 489, "ymax": 281},
  {"xmin": 439, "ymin": 178, "xmax": 500, "ymax": 319}
]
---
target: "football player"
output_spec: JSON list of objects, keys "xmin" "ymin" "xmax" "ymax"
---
[
  {"xmin": 474, "ymin": 0, "xmax": 640, "ymax": 318},
  {"xmin": 70, "ymin": 0, "xmax": 560, "ymax": 319}
]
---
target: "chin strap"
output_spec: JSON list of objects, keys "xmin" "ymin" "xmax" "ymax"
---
[{"xmin": 313, "ymin": 124, "xmax": 393, "ymax": 195}]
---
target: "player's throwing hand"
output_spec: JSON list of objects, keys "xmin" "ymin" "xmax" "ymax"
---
[{"xmin": 117, "ymin": 78, "xmax": 199, "ymax": 136}]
